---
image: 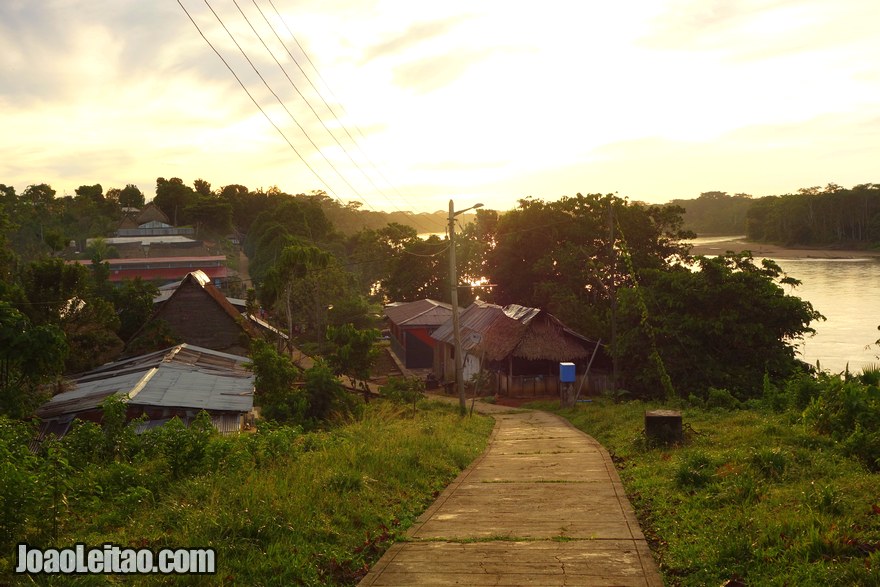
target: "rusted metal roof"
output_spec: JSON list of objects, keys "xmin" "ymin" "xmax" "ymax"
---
[
  {"xmin": 384, "ymin": 299, "xmax": 456, "ymax": 327},
  {"xmin": 431, "ymin": 301, "xmax": 506, "ymax": 350},
  {"xmin": 36, "ymin": 344, "xmax": 254, "ymax": 420},
  {"xmin": 431, "ymin": 301, "xmax": 595, "ymax": 362}
]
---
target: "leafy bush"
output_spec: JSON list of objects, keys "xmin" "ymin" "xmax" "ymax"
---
[
  {"xmin": 802, "ymin": 374, "xmax": 880, "ymax": 470},
  {"xmin": 0, "ymin": 418, "xmax": 47, "ymax": 550},
  {"xmin": 706, "ymin": 387, "xmax": 741, "ymax": 409},
  {"xmin": 381, "ymin": 377, "xmax": 425, "ymax": 416}
]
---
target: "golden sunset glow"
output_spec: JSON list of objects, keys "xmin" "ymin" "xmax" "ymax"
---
[{"xmin": 1, "ymin": 0, "xmax": 879, "ymax": 211}]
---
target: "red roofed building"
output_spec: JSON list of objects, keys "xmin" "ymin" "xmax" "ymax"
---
[
  {"xmin": 72, "ymin": 256, "xmax": 227, "ymax": 283},
  {"xmin": 384, "ymin": 299, "xmax": 457, "ymax": 369}
]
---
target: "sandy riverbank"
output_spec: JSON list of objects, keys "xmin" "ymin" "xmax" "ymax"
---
[{"xmin": 688, "ymin": 237, "xmax": 880, "ymax": 259}]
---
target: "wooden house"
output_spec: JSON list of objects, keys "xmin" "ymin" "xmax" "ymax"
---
[
  {"xmin": 128, "ymin": 270, "xmax": 257, "ymax": 355},
  {"xmin": 35, "ymin": 344, "xmax": 255, "ymax": 438},
  {"xmin": 384, "ymin": 299, "xmax": 456, "ymax": 369},
  {"xmin": 431, "ymin": 301, "xmax": 607, "ymax": 398}
]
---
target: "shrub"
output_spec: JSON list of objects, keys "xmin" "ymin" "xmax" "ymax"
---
[
  {"xmin": 706, "ymin": 387, "xmax": 741, "ymax": 409},
  {"xmin": 380, "ymin": 377, "xmax": 425, "ymax": 416},
  {"xmin": 802, "ymin": 374, "xmax": 880, "ymax": 470}
]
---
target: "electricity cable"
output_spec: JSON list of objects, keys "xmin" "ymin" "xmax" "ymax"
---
[
  {"xmin": 258, "ymin": 0, "xmax": 432, "ymax": 224},
  {"xmin": 176, "ymin": 0, "xmax": 341, "ymax": 200},
  {"xmin": 200, "ymin": 0, "xmax": 381, "ymax": 213},
  {"xmin": 232, "ymin": 0, "xmax": 428, "ymax": 228}
]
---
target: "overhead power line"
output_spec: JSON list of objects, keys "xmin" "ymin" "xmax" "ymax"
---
[
  {"xmin": 201, "ymin": 0, "xmax": 385, "ymax": 214},
  {"xmin": 176, "ymin": 0, "xmax": 341, "ymax": 200},
  {"xmin": 178, "ymin": 0, "xmax": 438, "ymax": 234},
  {"xmin": 232, "ymin": 0, "xmax": 434, "ymax": 233},
  {"xmin": 255, "ymin": 0, "xmax": 434, "ymax": 229}
]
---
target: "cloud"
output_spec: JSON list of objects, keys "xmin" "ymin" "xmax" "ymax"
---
[
  {"xmin": 363, "ymin": 16, "xmax": 472, "ymax": 62},
  {"xmin": 391, "ymin": 49, "xmax": 487, "ymax": 94},
  {"xmin": 641, "ymin": 0, "xmax": 880, "ymax": 63}
]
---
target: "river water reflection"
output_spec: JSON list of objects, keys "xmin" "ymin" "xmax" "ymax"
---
[
  {"xmin": 774, "ymin": 257, "xmax": 879, "ymax": 373},
  {"xmin": 689, "ymin": 237, "xmax": 880, "ymax": 373}
]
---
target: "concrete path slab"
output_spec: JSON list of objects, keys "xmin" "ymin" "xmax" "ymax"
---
[{"xmin": 359, "ymin": 404, "xmax": 663, "ymax": 586}]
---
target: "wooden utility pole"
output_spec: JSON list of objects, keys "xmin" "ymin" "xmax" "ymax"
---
[
  {"xmin": 448, "ymin": 199, "xmax": 483, "ymax": 416},
  {"xmin": 608, "ymin": 202, "xmax": 618, "ymax": 393}
]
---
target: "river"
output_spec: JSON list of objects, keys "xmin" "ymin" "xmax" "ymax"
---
[
  {"xmin": 425, "ymin": 233, "xmax": 878, "ymax": 372},
  {"xmin": 690, "ymin": 236, "xmax": 880, "ymax": 373}
]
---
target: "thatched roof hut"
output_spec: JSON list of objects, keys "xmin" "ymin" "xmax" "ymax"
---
[{"xmin": 431, "ymin": 301, "xmax": 604, "ymax": 397}]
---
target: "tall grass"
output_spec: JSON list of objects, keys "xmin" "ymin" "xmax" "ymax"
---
[
  {"xmin": 2, "ymin": 401, "xmax": 493, "ymax": 585},
  {"xmin": 534, "ymin": 399, "xmax": 880, "ymax": 586}
]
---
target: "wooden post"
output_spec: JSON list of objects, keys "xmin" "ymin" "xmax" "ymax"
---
[{"xmin": 644, "ymin": 409, "xmax": 683, "ymax": 443}]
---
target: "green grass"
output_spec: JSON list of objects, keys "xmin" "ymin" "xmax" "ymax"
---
[
  {"xmin": 531, "ymin": 399, "xmax": 880, "ymax": 586},
  {"xmin": 3, "ymin": 401, "xmax": 493, "ymax": 586}
]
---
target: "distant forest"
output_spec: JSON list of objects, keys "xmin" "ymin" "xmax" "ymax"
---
[
  {"xmin": 0, "ymin": 178, "xmax": 450, "ymax": 262},
  {"xmin": 672, "ymin": 183, "xmax": 880, "ymax": 246}
]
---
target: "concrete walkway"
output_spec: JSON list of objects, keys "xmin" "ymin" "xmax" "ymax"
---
[{"xmin": 359, "ymin": 404, "xmax": 663, "ymax": 586}]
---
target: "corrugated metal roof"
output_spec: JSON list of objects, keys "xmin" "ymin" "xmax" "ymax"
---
[
  {"xmin": 431, "ymin": 301, "xmax": 507, "ymax": 347},
  {"xmin": 37, "ymin": 344, "xmax": 254, "ymax": 419},
  {"xmin": 385, "ymin": 299, "xmax": 455, "ymax": 327},
  {"xmin": 503, "ymin": 304, "xmax": 542, "ymax": 324},
  {"xmin": 86, "ymin": 235, "xmax": 196, "ymax": 246},
  {"xmin": 431, "ymin": 301, "xmax": 596, "ymax": 362}
]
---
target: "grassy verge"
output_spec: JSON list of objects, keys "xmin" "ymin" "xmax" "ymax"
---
[
  {"xmin": 531, "ymin": 399, "xmax": 880, "ymax": 586},
  {"xmin": 4, "ymin": 400, "xmax": 494, "ymax": 586}
]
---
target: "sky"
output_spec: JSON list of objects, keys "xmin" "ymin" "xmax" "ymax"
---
[{"xmin": 1, "ymin": 0, "xmax": 879, "ymax": 213}]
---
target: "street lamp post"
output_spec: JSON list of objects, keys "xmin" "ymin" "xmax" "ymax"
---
[{"xmin": 448, "ymin": 199, "xmax": 483, "ymax": 416}]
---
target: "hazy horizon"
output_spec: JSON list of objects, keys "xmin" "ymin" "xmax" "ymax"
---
[{"xmin": 2, "ymin": 0, "xmax": 878, "ymax": 214}]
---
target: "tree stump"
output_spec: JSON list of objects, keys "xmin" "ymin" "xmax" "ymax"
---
[{"xmin": 644, "ymin": 409, "xmax": 683, "ymax": 443}]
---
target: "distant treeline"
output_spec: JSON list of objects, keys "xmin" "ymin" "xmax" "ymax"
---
[
  {"xmin": 0, "ymin": 178, "xmax": 449, "ymax": 262},
  {"xmin": 672, "ymin": 183, "xmax": 880, "ymax": 246},
  {"xmin": 669, "ymin": 191, "xmax": 753, "ymax": 236}
]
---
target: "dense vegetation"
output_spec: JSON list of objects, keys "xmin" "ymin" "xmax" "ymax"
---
[
  {"xmin": 0, "ymin": 400, "xmax": 494, "ymax": 585},
  {"xmin": 669, "ymin": 183, "xmax": 880, "ymax": 247},
  {"xmin": 746, "ymin": 183, "xmax": 880, "ymax": 246},
  {"xmin": 670, "ymin": 191, "xmax": 754, "ymax": 236},
  {"xmin": 537, "ymin": 366, "xmax": 880, "ymax": 585},
  {"xmin": 1, "ymin": 178, "xmax": 829, "ymax": 410}
]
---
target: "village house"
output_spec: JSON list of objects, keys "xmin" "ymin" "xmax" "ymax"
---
[
  {"xmin": 431, "ymin": 301, "xmax": 608, "ymax": 398},
  {"xmin": 70, "ymin": 202, "xmax": 225, "ymax": 283},
  {"xmin": 128, "ymin": 270, "xmax": 268, "ymax": 356},
  {"xmin": 35, "ymin": 344, "xmax": 255, "ymax": 439},
  {"xmin": 384, "ymin": 299, "xmax": 456, "ymax": 369}
]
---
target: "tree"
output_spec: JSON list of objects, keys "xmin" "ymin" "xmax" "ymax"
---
[
  {"xmin": 154, "ymin": 177, "xmax": 197, "ymax": 226},
  {"xmin": 185, "ymin": 197, "xmax": 232, "ymax": 237},
  {"xmin": 117, "ymin": 184, "xmax": 145, "ymax": 208},
  {"xmin": 381, "ymin": 233, "xmax": 450, "ymax": 303},
  {"xmin": 326, "ymin": 323, "xmax": 380, "ymax": 402},
  {"xmin": 19, "ymin": 258, "xmax": 123, "ymax": 372},
  {"xmin": 74, "ymin": 184, "xmax": 103, "ymax": 205},
  {"xmin": 248, "ymin": 339, "xmax": 352, "ymax": 426},
  {"xmin": 261, "ymin": 244, "xmax": 332, "ymax": 342},
  {"xmin": 112, "ymin": 278, "xmax": 159, "ymax": 342},
  {"xmin": 0, "ymin": 302, "xmax": 67, "ymax": 418},
  {"xmin": 193, "ymin": 178, "xmax": 213, "ymax": 197},
  {"xmin": 614, "ymin": 253, "xmax": 823, "ymax": 399},
  {"xmin": 484, "ymin": 193, "xmax": 692, "ymax": 340},
  {"xmin": 248, "ymin": 339, "xmax": 306, "ymax": 424}
]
